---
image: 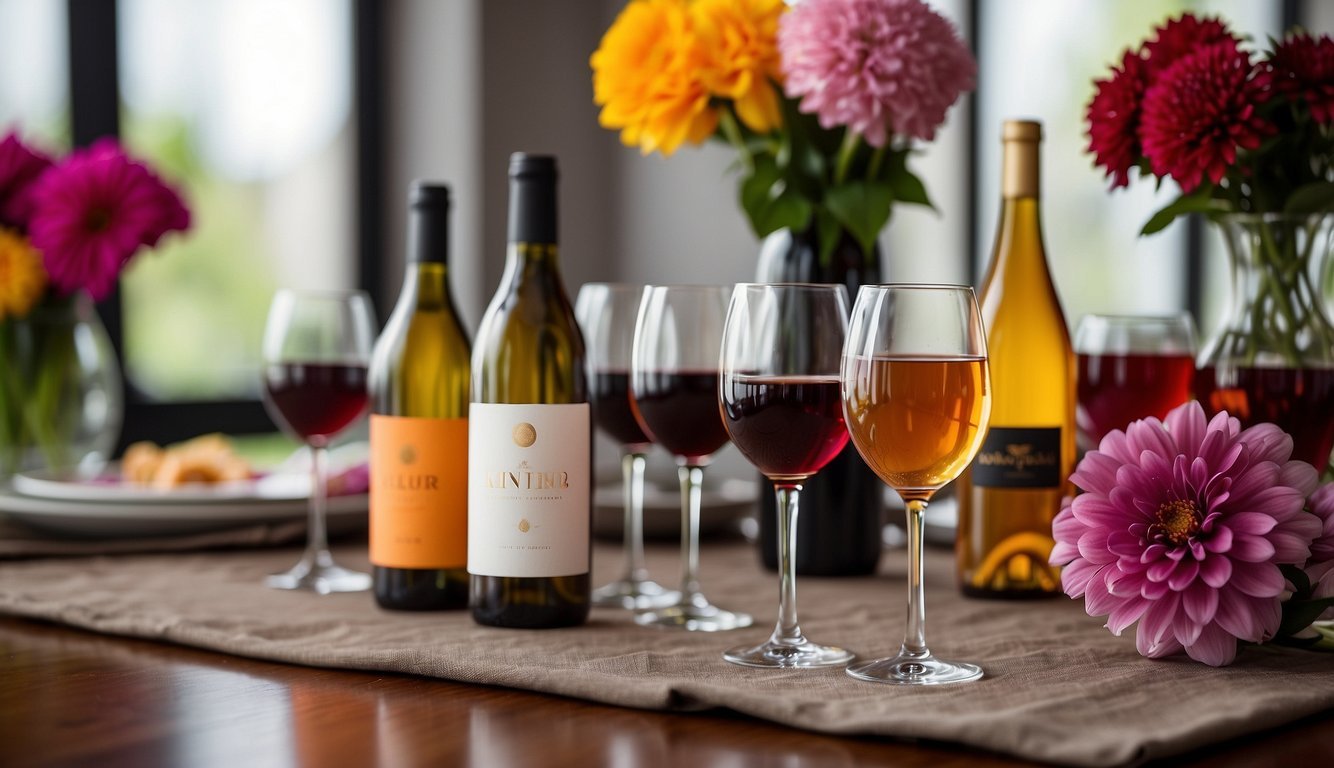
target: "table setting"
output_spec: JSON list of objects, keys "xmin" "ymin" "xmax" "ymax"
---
[{"xmin": 3, "ymin": 2, "xmax": 1334, "ymax": 766}]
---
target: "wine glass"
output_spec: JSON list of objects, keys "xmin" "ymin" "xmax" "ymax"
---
[
  {"xmin": 719, "ymin": 283, "xmax": 855, "ymax": 667},
  {"xmin": 575, "ymin": 283, "xmax": 679, "ymax": 610},
  {"xmin": 260, "ymin": 289, "xmax": 375, "ymax": 593},
  {"xmin": 840, "ymin": 284, "xmax": 992, "ymax": 684},
  {"xmin": 631, "ymin": 285, "xmax": 752, "ymax": 631},
  {"xmin": 1075, "ymin": 313, "xmax": 1197, "ymax": 451}
]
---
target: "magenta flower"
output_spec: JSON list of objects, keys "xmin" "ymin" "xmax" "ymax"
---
[
  {"xmin": 778, "ymin": 0, "xmax": 975, "ymax": 147},
  {"xmin": 27, "ymin": 139, "xmax": 189, "ymax": 300},
  {"xmin": 1306, "ymin": 484, "xmax": 1334, "ymax": 606},
  {"xmin": 1050, "ymin": 401, "xmax": 1321, "ymax": 666},
  {"xmin": 0, "ymin": 131, "xmax": 54, "ymax": 230}
]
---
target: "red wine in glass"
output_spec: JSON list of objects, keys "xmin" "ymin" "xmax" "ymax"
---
[
  {"xmin": 1195, "ymin": 364, "xmax": 1334, "ymax": 474},
  {"xmin": 264, "ymin": 362, "xmax": 370, "ymax": 442},
  {"xmin": 591, "ymin": 370, "xmax": 652, "ymax": 449},
  {"xmin": 631, "ymin": 370, "xmax": 730, "ymax": 461},
  {"xmin": 721, "ymin": 374, "xmax": 849, "ymax": 480},
  {"xmin": 1076, "ymin": 352, "xmax": 1194, "ymax": 446}
]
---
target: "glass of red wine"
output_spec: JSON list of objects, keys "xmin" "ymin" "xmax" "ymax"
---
[
  {"xmin": 260, "ymin": 289, "xmax": 375, "ymax": 593},
  {"xmin": 575, "ymin": 283, "xmax": 679, "ymax": 610},
  {"xmin": 719, "ymin": 283, "xmax": 855, "ymax": 667},
  {"xmin": 1075, "ymin": 313, "xmax": 1196, "ymax": 451},
  {"xmin": 630, "ymin": 285, "xmax": 752, "ymax": 632}
]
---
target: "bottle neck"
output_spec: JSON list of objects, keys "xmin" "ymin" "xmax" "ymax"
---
[
  {"xmin": 984, "ymin": 140, "xmax": 1047, "ymax": 289},
  {"xmin": 405, "ymin": 262, "xmax": 452, "ymax": 306}
]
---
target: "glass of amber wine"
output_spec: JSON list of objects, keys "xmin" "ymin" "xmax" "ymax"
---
[{"xmin": 840, "ymin": 285, "xmax": 993, "ymax": 684}]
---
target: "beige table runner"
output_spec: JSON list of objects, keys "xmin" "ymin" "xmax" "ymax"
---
[{"xmin": 0, "ymin": 538, "xmax": 1331, "ymax": 767}]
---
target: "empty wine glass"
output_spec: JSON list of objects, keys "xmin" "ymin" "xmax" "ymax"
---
[
  {"xmin": 631, "ymin": 285, "xmax": 752, "ymax": 631},
  {"xmin": 576, "ymin": 283, "xmax": 678, "ymax": 610},
  {"xmin": 720, "ymin": 283, "xmax": 855, "ymax": 667},
  {"xmin": 260, "ymin": 289, "xmax": 375, "ymax": 593},
  {"xmin": 841, "ymin": 284, "xmax": 993, "ymax": 684}
]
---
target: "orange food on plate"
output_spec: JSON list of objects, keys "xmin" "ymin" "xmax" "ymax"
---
[{"xmin": 122, "ymin": 434, "xmax": 253, "ymax": 488}]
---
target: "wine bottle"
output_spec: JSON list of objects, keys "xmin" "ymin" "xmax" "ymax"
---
[
  {"xmin": 369, "ymin": 182, "xmax": 472, "ymax": 610},
  {"xmin": 956, "ymin": 120, "xmax": 1073, "ymax": 598},
  {"xmin": 468, "ymin": 153, "xmax": 591, "ymax": 628},
  {"xmin": 754, "ymin": 228, "xmax": 884, "ymax": 576}
]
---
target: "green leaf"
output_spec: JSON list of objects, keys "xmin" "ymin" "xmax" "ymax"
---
[
  {"xmin": 1283, "ymin": 181, "xmax": 1334, "ymax": 215},
  {"xmin": 879, "ymin": 150, "xmax": 934, "ymax": 210},
  {"xmin": 825, "ymin": 181, "xmax": 894, "ymax": 255},
  {"xmin": 1140, "ymin": 188, "xmax": 1225, "ymax": 236},
  {"xmin": 1279, "ymin": 596, "xmax": 1334, "ymax": 639},
  {"xmin": 1282, "ymin": 564, "xmax": 1312, "ymax": 597},
  {"xmin": 739, "ymin": 156, "xmax": 813, "ymax": 237}
]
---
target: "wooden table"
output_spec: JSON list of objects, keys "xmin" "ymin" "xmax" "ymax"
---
[{"xmin": 1, "ymin": 616, "xmax": 1331, "ymax": 767}]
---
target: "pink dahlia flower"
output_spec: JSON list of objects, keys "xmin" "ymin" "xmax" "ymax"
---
[
  {"xmin": 0, "ymin": 131, "xmax": 54, "ymax": 230},
  {"xmin": 1306, "ymin": 484, "xmax": 1334, "ymax": 604},
  {"xmin": 1050, "ymin": 401, "xmax": 1321, "ymax": 666},
  {"xmin": 28, "ymin": 139, "xmax": 189, "ymax": 300},
  {"xmin": 777, "ymin": 0, "xmax": 975, "ymax": 147}
]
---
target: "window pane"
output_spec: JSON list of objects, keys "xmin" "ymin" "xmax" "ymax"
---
[
  {"xmin": 118, "ymin": 0, "xmax": 356, "ymax": 400},
  {"xmin": 0, "ymin": 0, "xmax": 69, "ymax": 148},
  {"xmin": 978, "ymin": 1, "xmax": 1284, "ymax": 336}
]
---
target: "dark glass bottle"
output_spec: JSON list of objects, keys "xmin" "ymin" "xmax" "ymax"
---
[
  {"xmin": 753, "ymin": 226, "xmax": 885, "ymax": 576},
  {"xmin": 369, "ymin": 182, "xmax": 472, "ymax": 610}
]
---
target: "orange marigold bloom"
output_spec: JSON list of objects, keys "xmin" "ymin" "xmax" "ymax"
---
[
  {"xmin": 591, "ymin": 0, "xmax": 718, "ymax": 156},
  {"xmin": 0, "ymin": 228, "xmax": 46, "ymax": 321},
  {"xmin": 692, "ymin": 0, "xmax": 786, "ymax": 134}
]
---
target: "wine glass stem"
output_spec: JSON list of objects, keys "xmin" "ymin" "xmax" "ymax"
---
[
  {"xmin": 772, "ymin": 482, "xmax": 805, "ymax": 646},
  {"xmin": 902, "ymin": 499, "xmax": 929, "ymax": 658},
  {"xmin": 622, "ymin": 451, "xmax": 649, "ymax": 581},
  {"xmin": 305, "ymin": 443, "xmax": 333, "ymax": 568},
  {"xmin": 677, "ymin": 464, "xmax": 704, "ymax": 598}
]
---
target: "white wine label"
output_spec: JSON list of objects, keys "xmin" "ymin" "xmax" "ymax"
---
[
  {"xmin": 971, "ymin": 427, "xmax": 1062, "ymax": 488},
  {"xmin": 467, "ymin": 402, "xmax": 590, "ymax": 577}
]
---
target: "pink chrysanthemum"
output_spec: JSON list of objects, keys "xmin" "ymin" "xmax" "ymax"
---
[
  {"xmin": 1142, "ymin": 14, "xmax": 1238, "ymax": 75},
  {"xmin": 0, "ymin": 131, "xmax": 54, "ymax": 231},
  {"xmin": 1086, "ymin": 50, "xmax": 1148, "ymax": 189},
  {"xmin": 1305, "ymin": 484, "xmax": 1334, "ymax": 606},
  {"xmin": 1263, "ymin": 33, "xmax": 1334, "ymax": 125},
  {"xmin": 1139, "ymin": 41, "xmax": 1272, "ymax": 193},
  {"xmin": 777, "ymin": 0, "xmax": 974, "ymax": 147},
  {"xmin": 28, "ymin": 140, "xmax": 189, "ymax": 300},
  {"xmin": 1050, "ymin": 401, "xmax": 1322, "ymax": 667}
]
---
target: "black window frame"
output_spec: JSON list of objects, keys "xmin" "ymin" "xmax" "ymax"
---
[{"xmin": 64, "ymin": 0, "xmax": 384, "ymax": 453}]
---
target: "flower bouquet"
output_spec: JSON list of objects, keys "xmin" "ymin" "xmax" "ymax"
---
[
  {"xmin": 0, "ymin": 131, "xmax": 190, "ymax": 476},
  {"xmin": 1086, "ymin": 14, "xmax": 1334, "ymax": 471},
  {"xmin": 590, "ymin": 0, "xmax": 975, "ymax": 261}
]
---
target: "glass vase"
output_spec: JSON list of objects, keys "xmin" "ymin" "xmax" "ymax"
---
[
  {"xmin": 1195, "ymin": 213, "xmax": 1334, "ymax": 474},
  {"xmin": 0, "ymin": 293, "xmax": 123, "ymax": 480},
  {"xmin": 753, "ymin": 225, "xmax": 885, "ymax": 576}
]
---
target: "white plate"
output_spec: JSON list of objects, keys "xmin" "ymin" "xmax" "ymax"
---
[
  {"xmin": 0, "ymin": 488, "xmax": 367, "ymax": 538},
  {"xmin": 11, "ymin": 469, "xmax": 310, "ymax": 503}
]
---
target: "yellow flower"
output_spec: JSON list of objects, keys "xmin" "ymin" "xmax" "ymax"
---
[
  {"xmin": 691, "ymin": 0, "xmax": 786, "ymax": 134},
  {"xmin": 591, "ymin": 0, "xmax": 719, "ymax": 156},
  {"xmin": 0, "ymin": 228, "xmax": 46, "ymax": 321}
]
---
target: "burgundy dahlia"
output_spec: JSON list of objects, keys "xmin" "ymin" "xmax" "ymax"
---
[
  {"xmin": 1139, "ymin": 41, "xmax": 1272, "ymax": 193},
  {"xmin": 1142, "ymin": 14, "xmax": 1238, "ymax": 75},
  {"xmin": 1264, "ymin": 32, "xmax": 1334, "ymax": 125},
  {"xmin": 1086, "ymin": 50, "xmax": 1147, "ymax": 189},
  {"xmin": 1051, "ymin": 401, "xmax": 1321, "ymax": 666}
]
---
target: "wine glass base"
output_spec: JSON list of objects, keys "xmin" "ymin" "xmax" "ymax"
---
[
  {"xmin": 592, "ymin": 578, "xmax": 680, "ymax": 610},
  {"xmin": 723, "ymin": 639, "xmax": 854, "ymax": 668},
  {"xmin": 266, "ymin": 562, "xmax": 371, "ymax": 594},
  {"xmin": 845, "ymin": 654, "xmax": 982, "ymax": 685},
  {"xmin": 634, "ymin": 596, "xmax": 752, "ymax": 632}
]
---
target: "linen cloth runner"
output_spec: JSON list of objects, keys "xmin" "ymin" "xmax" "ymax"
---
[{"xmin": 0, "ymin": 535, "xmax": 1331, "ymax": 767}]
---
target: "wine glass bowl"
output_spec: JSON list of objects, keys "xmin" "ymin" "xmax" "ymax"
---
[
  {"xmin": 719, "ymin": 283, "xmax": 855, "ymax": 668},
  {"xmin": 1075, "ymin": 313, "xmax": 1197, "ymax": 451},
  {"xmin": 261, "ymin": 289, "xmax": 375, "ymax": 593},
  {"xmin": 630, "ymin": 285, "xmax": 752, "ymax": 632},
  {"xmin": 576, "ymin": 283, "xmax": 678, "ymax": 610},
  {"xmin": 840, "ymin": 284, "xmax": 992, "ymax": 684}
]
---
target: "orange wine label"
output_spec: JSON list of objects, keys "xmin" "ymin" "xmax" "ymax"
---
[{"xmin": 370, "ymin": 414, "xmax": 468, "ymax": 569}]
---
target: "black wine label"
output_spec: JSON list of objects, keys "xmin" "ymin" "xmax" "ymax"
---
[{"xmin": 971, "ymin": 427, "xmax": 1062, "ymax": 488}]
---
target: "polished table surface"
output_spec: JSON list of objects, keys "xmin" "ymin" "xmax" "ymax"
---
[{"xmin": 1, "ymin": 616, "xmax": 1332, "ymax": 767}]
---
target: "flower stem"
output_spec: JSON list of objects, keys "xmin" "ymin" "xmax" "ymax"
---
[
  {"xmin": 833, "ymin": 130, "xmax": 860, "ymax": 186},
  {"xmin": 866, "ymin": 145, "xmax": 886, "ymax": 180},
  {"xmin": 717, "ymin": 108, "xmax": 753, "ymax": 174}
]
